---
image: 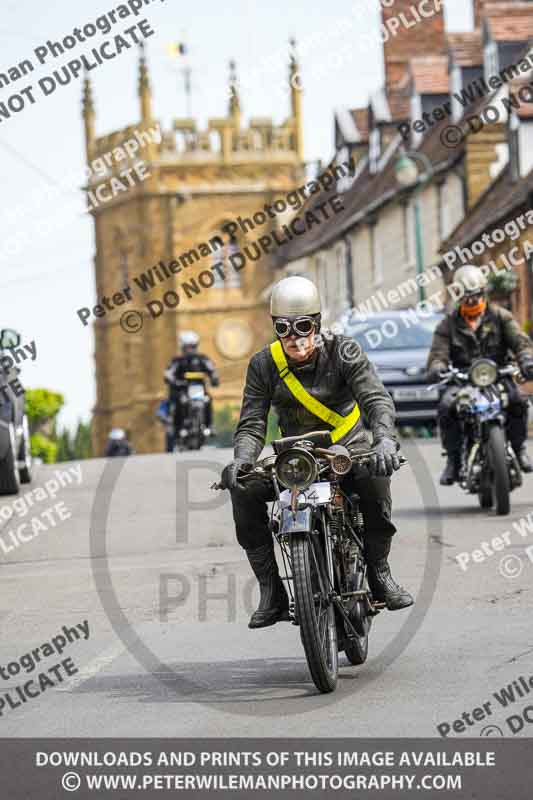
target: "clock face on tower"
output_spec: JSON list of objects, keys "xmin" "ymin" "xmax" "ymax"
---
[{"xmin": 215, "ymin": 319, "xmax": 254, "ymax": 360}]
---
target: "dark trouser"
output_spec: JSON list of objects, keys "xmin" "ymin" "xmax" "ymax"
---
[
  {"xmin": 438, "ymin": 379, "xmax": 529, "ymax": 456},
  {"xmin": 230, "ymin": 474, "xmax": 396, "ymax": 564}
]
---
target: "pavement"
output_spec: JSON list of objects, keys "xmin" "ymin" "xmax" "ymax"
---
[{"xmin": 1, "ymin": 441, "xmax": 532, "ymax": 738}]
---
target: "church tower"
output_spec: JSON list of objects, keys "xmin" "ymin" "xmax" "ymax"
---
[{"xmin": 84, "ymin": 44, "xmax": 306, "ymax": 454}]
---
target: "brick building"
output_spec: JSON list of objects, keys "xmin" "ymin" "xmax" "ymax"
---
[
  {"xmin": 276, "ymin": 0, "xmax": 533, "ymax": 342},
  {"xmin": 83, "ymin": 45, "xmax": 305, "ymax": 454}
]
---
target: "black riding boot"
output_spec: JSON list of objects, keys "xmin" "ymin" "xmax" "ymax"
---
[
  {"xmin": 440, "ymin": 453, "xmax": 460, "ymax": 485},
  {"xmin": 246, "ymin": 543, "xmax": 289, "ymax": 629},
  {"xmin": 365, "ymin": 537, "xmax": 414, "ymax": 611},
  {"xmin": 517, "ymin": 445, "xmax": 533, "ymax": 473}
]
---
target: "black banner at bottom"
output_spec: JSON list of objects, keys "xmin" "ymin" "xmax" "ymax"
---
[{"xmin": 0, "ymin": 738, "xmax": 529, "ymax": 799}]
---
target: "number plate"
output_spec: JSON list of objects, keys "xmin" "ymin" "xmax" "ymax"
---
[
  {"xmin": 279, "ymin": 482, "xmax": 332, "ymax": 506},
  {"xmin": 393, "ymin": 387, "xmax": 438, "ymax": 401},
  {"xmin": 187, "ymin": 384, "xmax": 205, "ymax": 400}
]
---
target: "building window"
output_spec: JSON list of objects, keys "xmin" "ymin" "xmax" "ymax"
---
[
  {"xmin": 336, "ymin": 243, "xmax": 348, "ymax": 313},
  {"xmin": 370, "ymin": 224, "xmax": 383, "ymax": 286},
  {"xmin": 450, "ymin": 66, "xmax": 463, "ymax": 123},
  {"xmin": 402, "ymin": 202, "xmax": 415, "ymax": 267},
  {"xmin": 484, "ymin": 42, "xmax": 499, "ymax": 80},
  {"xmin": 369, "ymin": 129, "xmax": 380, "ymax": 174},
  {"xmin": 316, "ymin": 254, "xmax": 328, "ymax": 316},
  {"xmin": 438, "ymin": 181, "xmax": 451, "ymax": 243},
  {"xmin": 211, "ymin": 234, "xmax": 241, "ymax": 288}
]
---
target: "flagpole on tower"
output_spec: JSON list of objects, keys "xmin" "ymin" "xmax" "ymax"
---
[{"xmin": 166, "ymin": 39, "xmax": 191, "ymax": 117}]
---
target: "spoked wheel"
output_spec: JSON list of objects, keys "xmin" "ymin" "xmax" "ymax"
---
[
  {"xmin": 291, "ymin": 533, "xmax": 338, "ymax": 693},
  {"xmin": 488, "ymin": 426, "xmax": 510, "ymax": 516},
  {"xmin": 343, "ymin": 558, "xmax": 371, "ymax": 666}
]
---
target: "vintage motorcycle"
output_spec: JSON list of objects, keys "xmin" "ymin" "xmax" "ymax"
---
[
  {"xmin": 431, "ymin": 357, "xmax": 524, "ymax": 515},
  {"xmin": 158, "ymin": 371, "xmax": 212, "ymax": 452},
  {"xmin": 215, "ymin": 430, "xmax": 407, "ymax": 694}
]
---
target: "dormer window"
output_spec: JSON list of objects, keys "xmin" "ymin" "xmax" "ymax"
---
[
  {"xmin": 450, "ymin": 65, "xmax": 464, "ymax": 123},
  {"xmin": 369, "ymin": 128, "xmax": 381, "ymax": 173},
  {"xmin": 410, "ymin": 93, "xmax": 423, "ymax": 146},
  {"xmin": 484, "ymin": 42, "xmax": 499, "ymax": 80}
]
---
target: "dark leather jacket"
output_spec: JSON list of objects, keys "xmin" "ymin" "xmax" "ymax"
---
[
  {"xmin": 165, "ymin": 352, "xmax": 219, "ymax": 387},
  {"xmin": 234, "ymin": 332, "xmax": 396, "ymax": 462},
  {"xmin": 427, "ymin": 304, "xmax": 533, "ymax": 372}
]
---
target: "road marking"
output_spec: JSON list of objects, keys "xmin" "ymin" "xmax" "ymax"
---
[{"xmin": 56, "ymin": 641, "xmax": 126, "ymax": 692}]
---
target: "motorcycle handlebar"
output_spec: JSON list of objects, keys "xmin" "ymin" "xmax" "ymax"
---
[{"xmin": 210, "ymin": 450, "xmax": 408, "ymax": 490}]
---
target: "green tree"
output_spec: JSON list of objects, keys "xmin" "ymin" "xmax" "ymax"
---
[
  {"xmin": 30, "ymin": 432, "xmax": 58, "ymax": 464},
  {"xmin": 25, "ymin": 388, "xmax": 64, "ymax": 435}
]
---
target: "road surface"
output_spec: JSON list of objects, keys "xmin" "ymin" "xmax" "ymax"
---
[{"xmin": 1, "ymin": 441, "xmax": 532, "ymax": 738}]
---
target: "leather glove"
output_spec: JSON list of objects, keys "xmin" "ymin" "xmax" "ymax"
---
[
  {"xmin": 371, "ymin": 437, "xmax": 401, "ymax": 478},
  {"xmin": 219, "ymin": 458, "xmax": 253, "ymax": 490},
  {"xmin": 426, "ymin": 363, "xmax": 446, "ymax": 384},
  {"xmin": 519, "ymin": 356, "xmax": 533, "ymax": 381}
]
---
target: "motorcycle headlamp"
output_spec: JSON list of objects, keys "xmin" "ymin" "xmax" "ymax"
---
[
  {"xmin": 274, "ymin": 447, "xmax": 318, "ymax": 490},
  {"xmin": 470, "ymin": 359, "xmax": 498, "ymax": 388}
]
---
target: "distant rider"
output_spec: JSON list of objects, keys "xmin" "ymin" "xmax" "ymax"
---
[
  {"xmin": 219, "ymin": 276, "xmax": 413, "ymax": 629},
  {"xmin": 105, "ymin": 428, "xmax": 133, "ymax": 457},
  {"xmin": 164, "ymin": 331, "xmax": 219, "ymax": 450},
  {"xmin": 427, "ymin": 265, "xmax": 533, "ymax": 485}
]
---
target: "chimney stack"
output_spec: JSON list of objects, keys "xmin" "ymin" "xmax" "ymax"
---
[{"xmin": 382, "ymin": 0, "xmax": 447, "ymax": 89}]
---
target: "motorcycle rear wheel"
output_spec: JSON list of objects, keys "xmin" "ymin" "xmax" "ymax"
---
[
  {"xmin": 291, "ymin": 534, "xmax": 338, "ymax": 694},
  {"xmin": 343, "ymin": 558, "xmax": 370, "ymax": 665},
  {"xmin": 488, "ymin": 426, "xmax": 510, "ymax": 516}
]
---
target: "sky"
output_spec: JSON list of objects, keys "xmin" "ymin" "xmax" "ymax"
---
[{"xmin": 0, "ymin": 0, "xmax": 472, "ymax": 429}]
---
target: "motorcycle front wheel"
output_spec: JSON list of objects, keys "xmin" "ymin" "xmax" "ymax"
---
[
  {"xmin": 291, "ymin": 533, "xmax": 338, "ymax": 693},
  {"xmin": 488, "ymin": 426, "xmax": 510, "ymax": 516}
]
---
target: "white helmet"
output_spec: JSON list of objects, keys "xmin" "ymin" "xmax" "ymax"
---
[
  {"xmin": 270, "ymin": 275, "xmax": 321, "ymax": 317},
  {"xmin": 454, "ymin": 265, "xmax": 488, "ymax": 297},
  {"xmin": 179, "ymin": 330, "xmax": 199, "ymax": 349},
  {"xmin": 109, "ymin": 428, "xmax": 126, "ymax": 440}
]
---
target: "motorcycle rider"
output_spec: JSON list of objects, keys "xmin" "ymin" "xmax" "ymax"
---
[
  {"xmin": 427, "ymin": 265, "xmax": 533, "ymax": 485},
  {"xmin": 219, "ymin": 275, "xmax": 413, "ymax": 629},
  {"xmin": 105, "ymin": 428, "xmax": 133, "ymax": 457},
  {"xmin": 164, "ymin": 331, "xmax": 219, "ymax": 451}
]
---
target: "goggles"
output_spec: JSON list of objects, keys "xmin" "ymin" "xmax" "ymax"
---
[
  {"xmin": 273, "ymin": 316, "xmax": 317, "ymax": 339},
  {"xmin": 463, "ymin": 291, "xmax": 485, "ymax": 303}
]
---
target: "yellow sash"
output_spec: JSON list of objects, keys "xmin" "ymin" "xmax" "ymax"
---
[{"xmin": 270, "ymin": 340, "xmax": 360, "ymax": 443}]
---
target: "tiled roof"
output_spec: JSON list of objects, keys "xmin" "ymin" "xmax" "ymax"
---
[
  {"xmin": 447, "ymin": 31, "xmax": 483, "ymax": 67},
  {"xmin": 409, "ymin": 56, "xmax": 450, "ymax": 94},
  {"xmin": 484, "ymin": 2, "xmax": 533, "ymax": 42},
  {"xmin": 275, "ymin": 110, "xmax": 465, "ymax": 266}
]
